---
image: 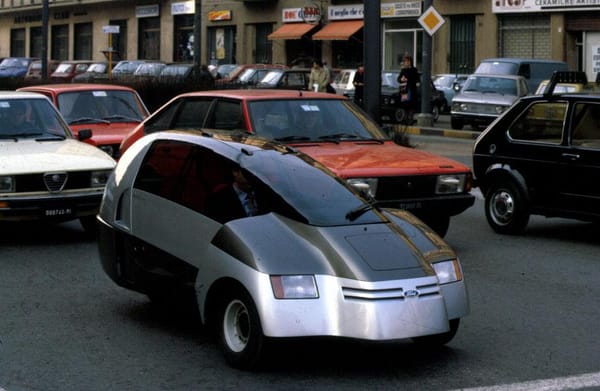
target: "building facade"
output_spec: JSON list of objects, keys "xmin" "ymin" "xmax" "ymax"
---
[{"xmin": 1, "ymin": 0, "xmax": 600, "ymax": 80}]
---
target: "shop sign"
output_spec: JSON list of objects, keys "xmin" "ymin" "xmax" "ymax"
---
[
  {"xmin": 282, "ymin": 8, "xmax": 303, "ymax": 22},
  {"xmin": 300, "ymin": 2, "xmax": 322, "ymax": 24},
  {"xmin": 328, "ymin": 5, "xmax": 364, "ymax": 20},
  {"xmin": 102, "ymin": 25, "xmax": 120, "ymax": 34},
  {"xmin": 209, "ymin": 10, "xmax": 232, "ymax": 21},
  {"xmin": 172, "ymin": 1, "xmax": 194, "ymax": 15},
  {"xmin": 593, "ymin": 45, "xmax": 600, "ymax": 74},
  {"xmin": 381, "ymin": 1, "xmax": 422, "ymax": 18},
  {"xmin": 493, "ymin": 0, "xmax": 600, "ymax": 13},
  {"xmin": 136, "ymin": 4, "xmax": 159, "ymax": 18}
]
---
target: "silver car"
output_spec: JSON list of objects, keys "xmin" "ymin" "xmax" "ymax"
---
[
  {"xmin": 97, "ymin": 131, "xmax": 469, "ymax": 369},
  {"xmin": 451, "ymin": 73, "xmax": 528, "ymax": 130}
]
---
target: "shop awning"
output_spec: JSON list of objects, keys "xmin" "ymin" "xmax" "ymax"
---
[
  {"xmin": 312, "ymin": 20, "xmax": 364, "ymax": 40},
  {"xmin": 268, "ymin": 23, "xmax": 318, "ymax": 40}
]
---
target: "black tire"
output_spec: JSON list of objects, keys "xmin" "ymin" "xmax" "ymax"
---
[
  {"xmin": 450, "ymin": 116, "xmax": 464, "ymax": 130},
  {"xmin": 484, "ymin": 180, "xmax": 530, "ymax": 234},
  {"xmin": 431, "ymin": 105, "xmax": 440, "ymax": 122},
  {"xmin": 218, "ymin": 288, "xmax": 265, "ymax": 370},
  {"xmin": 412, "ymin": 318, "xmax": 460, "ymax": 347},
  {"xmin": 79, "ymin": 215, "xmax": 98, "ymax": 236},
  {"xmin": 394, "ymin": 107, "xmax": 408, "ymax": 123}
]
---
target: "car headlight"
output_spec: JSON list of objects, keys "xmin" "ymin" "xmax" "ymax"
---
[
  {"xmin": 0, "ymin": 176, "xmax": 15, "ymax": 192},
  {"xmin": 459, "ymin": 103, "xmax": 469, "ymax": 111},
  {"xmin": 347, "ymin": 178, "xmax": 378, "ymax": 199},
  {"xmin": 432, "ymin": 259, "xmax": 462, "ymax": 284},
  {"xmin": 495, "ymin": 105, "xmax": 507, "ymax": 114},
  {"xmin": 98, "ymin": 144, "xmax": 115, "ymax": 157},
  {"xmin": 270, "ymin": 275, "xmax": 318, "ymax": 299},
  {"xmin": 91, "ymin": 170, "xmax": 112, "ymax": 187},
  {"xmin": 435, "ymin": 174, "xmax": 466, "ymax": 194}
]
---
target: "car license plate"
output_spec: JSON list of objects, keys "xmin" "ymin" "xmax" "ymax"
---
[{"xmin": 45, "ymin": 208, "xmax": 73, "ymax": 217}]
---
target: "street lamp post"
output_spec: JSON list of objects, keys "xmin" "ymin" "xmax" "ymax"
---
[
  {"xmin": 42, "ymin": 0, "xmax": 49, "ymax": 78},
  {"xmin": 363, "ymin": 0, "xmax": 381, "ymax": 124},
  {"xmin": 417, "ymin": 0, "xmax": 433, "ymax": 126}
]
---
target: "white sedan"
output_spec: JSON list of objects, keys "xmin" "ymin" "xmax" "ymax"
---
[{"xmin": 0, "ymin": 91, "xmax": 115, "ymax": 232}]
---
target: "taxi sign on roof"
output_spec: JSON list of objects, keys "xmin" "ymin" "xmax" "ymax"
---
[{"xmin": 418, "ymin": 6, "xmax": 444, "ymax": 36}]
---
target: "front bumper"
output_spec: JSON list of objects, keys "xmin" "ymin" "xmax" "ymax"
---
[
  {"xmin": 0, "ymin": 190, "xmax": 103, "ymax": 222},
  {"xmin": 377, "ymin": 193, "xmax": 475, "ymax": 217},
  {"xmin": 451, "ymin": 112, "xmax": 498, "ymax": 126},
  {"xmin": 255, "ymin": 274, "xmax": 469, "ymax": 340}
]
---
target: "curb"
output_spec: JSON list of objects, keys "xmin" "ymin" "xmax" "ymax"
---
[{"xmin": 384, "ymin": 124, "xmax": 481, "ymax": 140}]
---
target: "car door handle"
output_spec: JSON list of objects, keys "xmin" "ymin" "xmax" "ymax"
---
[{"xmin": 562, "ymin": 153, "xmax": 580, "ymax": 160}]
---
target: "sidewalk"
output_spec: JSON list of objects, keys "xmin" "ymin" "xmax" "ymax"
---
[{"xmin": 382, "ymin": 114, "xmax": 481, "ymax": 140}]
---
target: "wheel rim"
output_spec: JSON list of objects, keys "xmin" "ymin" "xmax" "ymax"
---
[
  {"xmin": 489, "ymin": 189, "xmax": 515, "ymax": 226},
  {"xmin": 223, "ymin": 299, "xmax": 250, "ymax": 353},
  {"xmin": 395, "ymin": 108, "xmax": 406, "ymax": 122}
]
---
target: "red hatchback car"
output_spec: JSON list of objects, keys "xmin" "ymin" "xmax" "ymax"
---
[
  {"xmin": 120, "ymin": 89, "xmax": 474, "ymax": 236},
  {"xmin": 19, "ymin": 83, "xmax": 149, "ymax": 158}
]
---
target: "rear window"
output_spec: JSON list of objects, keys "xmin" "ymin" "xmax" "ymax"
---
[{"xmin": 475, "ymin": 61, "xmax": 518, "ymax": 74}]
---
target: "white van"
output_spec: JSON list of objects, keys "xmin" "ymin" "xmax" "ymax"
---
[{"xmin": 474, "ymin": 58, "xmax": 568, "ymax": 92}]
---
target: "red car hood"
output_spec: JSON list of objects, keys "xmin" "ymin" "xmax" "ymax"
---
[
  {"xmin": 292, "ymin": 140, "xmax": 469, "ymax": 178},
  {"xmin": 71, "ymin": 122, "xmax": 140, "ymax": 146}
]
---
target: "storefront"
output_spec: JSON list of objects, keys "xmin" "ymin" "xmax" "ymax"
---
[
  {"xmin": 492, "ymin": 0, "xmax": 600, "ymax": 81},
  {"xmin": 268, "ymin": 6, "xmax": 321, "ymax": 67}
]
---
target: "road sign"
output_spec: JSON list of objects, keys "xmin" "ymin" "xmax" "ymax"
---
[
  {"xmin": 102, "ymin": 25, "xmax": 120, "ymax": 34},
  {"xmin": 418, "ymin": 6, "xmax": 445, "ymax": 36}
]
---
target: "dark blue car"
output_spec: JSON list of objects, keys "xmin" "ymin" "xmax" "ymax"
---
[{"xmin": 0, "ymin": 57, "xmax": 37, "ymax": 79}]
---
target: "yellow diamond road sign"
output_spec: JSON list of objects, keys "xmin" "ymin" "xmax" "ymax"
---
[{"xmin": 418, "ymin": 6, "xmax": 445, "ymax": 36}]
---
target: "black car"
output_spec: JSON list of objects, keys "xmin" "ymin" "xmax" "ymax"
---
[
  {"xmin": 472, "ymin": 71, "xmax": 600, "ymax": 234},
  {"xmin": 380, "ymin": 71, "xmax": 446, "ymax": 124}
]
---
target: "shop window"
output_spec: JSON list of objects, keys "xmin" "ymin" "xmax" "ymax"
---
[
  {"xmin": 255, "ymin": 23, "xmax": 273, "ymax": 64},
  {"xmin": 207, "ymin": 27, "xmax": 237, "ymax": 65},
  {"xmin": 51, "ymin": 24, "xmax": 69, "ymax": 61},
  {"xmin": 109, "ymin": 19, "xmax": 127, "ymax": 60},
  {"xmin": 449, "ymin": 15, "xmax": 475, "ymax": 74},
  {"xmin": 10, "ymin": 28, "xmax": 25, "ymax": 57},
  {"xmin": 139, "ymin": 17, "xmax": 160, "ymax": 60},
  {"xmin": 174, "ymin": 14, "xmax": 194, "ymax": 62},
  {"xmin": 74, "ymin": 23, "xmax": 92, "ymax": 60},
  {"xmin": 30, "ymin": 26, "xmax": 42, "ymax": 58}
]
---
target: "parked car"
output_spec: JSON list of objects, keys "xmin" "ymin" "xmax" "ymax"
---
[
  {"xmin": 474, "ymin": 58, "xmax": 568, "ymax": 92},
  {"xmin": 24, "ymin": 59, "xmax": 60, "ymax": 81},
  {"xmin": 473, "ymin": 71, "xmax": 600, "ymax": 234},
  {"xmin": 216, "ymin": 64, "xmax": 287, "ymax": 88},
  {"xmin": 331, "ymin": 68, "xmax": 356, "ymax": 98},
  {"xmin": 158, "ymin": 63, "xmax": 215, "ymax": 85},
  {"xmin": 71, "ymin": 61, "xmax": 116, "ymax": 83},
  {"xmin": 256, "ymin": 68, "xmax": 311, "ymax": 90},
  {"xmin": 215, "ymin": 63, "xmax": 237, "ymax": 79},
  {"xmin": 433, "ymin": 74, "xmax": 469, "ymax": 112},
  {"xmin": 0, "ymin": 57, "xmax": 38, "ymax": 79},
  {"xmin": 450, "ymin": 73, "xmax": 529, "ymax": 130},
  {"xmin": 0, "ymin": 91, "xmax": 115, "ymax": 233},
  {"xmin": 98, "ymin": 130, "xmax": 469, "ymax": 369},
  {"xmin": 119, "ymin": 89, "xmax": 474, "ymax": 236},
  {"xmin": 380, "ymin": 71, "xmax": 446, "ymax": 124},
  {"xmin": 50, "ymin": 60, "xmax": 94, "ymax": 82},
  {"xmin": 18, "ymin": 83, "xmax": 150, "ymax": 159},
  {"xmin": 111, "ymin": 60, "xmax": 147, "ymax": 80},
  {"xmin": 133, "ymin": 61, "xmax": 166, "ymax": 81}
]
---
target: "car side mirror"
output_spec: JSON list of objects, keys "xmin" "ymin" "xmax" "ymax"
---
[{"xmin": 78, "ymin": 128, "xmax": 92, "ymax": 141}]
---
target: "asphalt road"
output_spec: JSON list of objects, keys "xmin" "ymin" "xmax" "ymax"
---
[{"xmin": 1, "ymin": 132, "xmax": 599, "ymax": 391}]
